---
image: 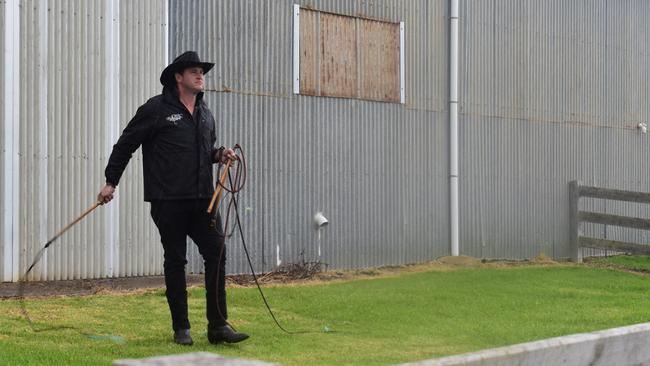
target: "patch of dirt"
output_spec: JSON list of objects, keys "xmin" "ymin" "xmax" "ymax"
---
[
  {"xmin": 228, "ymin": 261, "xmax": 325, "ymax": 286},
  {"xmin": 531, "ymin": 252, "xmax": 557, "ymax": 264},
  {"xmin": 0, "ymin": 275, "xmax": 203, "ymax": 299},
  {"xmin": 582, "ymin": 256, "xmax": 650, "ymax": 277},
  {"xmin": 229, "ymin": 258, "xmax": 497, "ymax": 287},
  {"xmin": 436, "ymin": 255, "xmax": 482, "ymax": 267},
  {"xmin": 2, "ymin": 256, "xmax": 581, "ymax": 298}
]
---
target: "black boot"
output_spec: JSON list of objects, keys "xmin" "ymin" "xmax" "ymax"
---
[
  {"xmin": 173, "ymin": 329, "xmax": 193, "ymax": 345},
  {"xmin": 208, "ymin": 325, "xmax": 249, "ymax": 344}
]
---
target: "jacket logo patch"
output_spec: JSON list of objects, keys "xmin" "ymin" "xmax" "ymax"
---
[{"xmin": 166, "ymin": 113, "xmax": 183, "ymax": 125}]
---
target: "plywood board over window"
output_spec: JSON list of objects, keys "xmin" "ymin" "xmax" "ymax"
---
[
  {"xmin": 298, "ymin": 8, "xmax": 318, "ymax": 95},
  {"xmin": 320, "ymin": 13, "xmax": 358, "ymax": 98},
  {"xmin": 296, "ymin": 7, "xmax": 403, "ymax": 103},
  {"xmin": 359, "ymin": 19, "xmax": 400, "ymax": 102}
]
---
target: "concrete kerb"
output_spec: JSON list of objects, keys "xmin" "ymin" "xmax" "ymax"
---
[
  {"xmin": 112, "ymin": 322, "xmax": 650, "ymax": 366},
  {"xmin": 113, "ymin": 352, "xmax": 278, "ymax": 366},
  {"xmin": 399, "ymin": 322, "xmax": 650, "ymax": 366}
]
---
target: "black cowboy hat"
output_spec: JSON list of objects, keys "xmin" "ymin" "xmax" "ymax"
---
[{"xmin": 160, "ymin": 51, "xmax": 215, "ymax": 86}]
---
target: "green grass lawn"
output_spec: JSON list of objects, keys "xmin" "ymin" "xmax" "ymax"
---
[{"xmin": 2, "ymin": 264, "xmax": 650, "ymax": 365}]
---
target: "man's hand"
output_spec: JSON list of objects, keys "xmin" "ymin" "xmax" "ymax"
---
[
  {"xmin": 220, "ymin": 148, "xmax": 237, "ymax": 164},
  {"xmin": 97, "ymin": 184, "xmax": 116, "ymax": 204}
]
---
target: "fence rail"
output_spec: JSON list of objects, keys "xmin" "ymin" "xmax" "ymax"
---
[{"xmin": 569, "ymin": 181, "xmax": 650, "ymax": 262}]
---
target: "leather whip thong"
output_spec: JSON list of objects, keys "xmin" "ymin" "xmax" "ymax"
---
[{"xmin": 18, "ymin": 201, "xmax": 102, "ymax": 332}]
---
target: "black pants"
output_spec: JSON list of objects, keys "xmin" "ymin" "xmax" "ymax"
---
[{"xmin": 150, "ymin": 199, "xmax": 227, "ymax": 331}]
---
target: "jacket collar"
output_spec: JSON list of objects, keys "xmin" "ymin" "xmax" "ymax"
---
[{"xmin": 162, "ymin": 85, "xmax": 205, "ymax": 110}]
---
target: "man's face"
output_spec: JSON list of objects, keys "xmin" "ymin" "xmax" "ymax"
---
[{"xmin": 176, "ymin": 66, "xmax": 205, "ymax": 94}]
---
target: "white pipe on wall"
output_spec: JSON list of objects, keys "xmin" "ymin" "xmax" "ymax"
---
[{"xmin": 449, "ymin": 0, "xmax": 460, "ymax": 256}]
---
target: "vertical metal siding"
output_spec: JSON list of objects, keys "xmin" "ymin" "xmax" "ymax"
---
[
  {"xmin": 10, "ymin": 0, "xmax": 166, "ymax": 281},
  {"xmin": 170, "ymin": 0, "xmax": 449, "ymax": 273},
  {"xmin": 117, "ymin": 0, "xmax": 167, "ymax": 277},
  {"xmin": 0, "ymin": 0, "xmax": 6, "ymax": 280},
  {"xmin": 459, "ymin": 0, "xmax": 650, "ymax": 259},
  {"xmin": 7, "ymin": 0, "xmax": 650, "ymax": 283},
  {"xmin": 298, "ymin": 0, "xmax": 401, "ymax": 22},
  {"xmin": 39, "ymin": 0, "xmax": 108, "ymax": 280},
  {"xmin": 19, "ymin": 0, "xmax": 46, "ymax": 280},
  {"xmin": 403, "ymin": 0, "xmax": 447, "ymax": 112}
]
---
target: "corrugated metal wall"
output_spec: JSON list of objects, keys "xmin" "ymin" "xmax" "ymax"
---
[
  {"xmin": 8, "ymin": 0, "xmax": 166, "ymax": 281},
  {"xmin": 4, "ymin": 0, "xmax": 650, "ymax": 282},
  {"xmin": 169, "ymin": 0, "xmax": 450, "ymax": 273},
  {"xmin": 115, "ymin": 0, "xmax": 167, "ymax": 278},
  {"xmin": 459, "ymin": 0, "xmax": 650, "ymax": 259},
  {"xmin": 19, "ymin": 0, "xmax": 49, "ymax": 280}
]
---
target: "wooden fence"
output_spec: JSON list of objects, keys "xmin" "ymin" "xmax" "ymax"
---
[{"xmin": 569, "ymin": 180, "xmax": 650, "ymax": 262}]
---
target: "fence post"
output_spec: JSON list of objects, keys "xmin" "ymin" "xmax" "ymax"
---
[{"xmin": 569, "ymin": 180, "xmax": 581, "ymax": 262}]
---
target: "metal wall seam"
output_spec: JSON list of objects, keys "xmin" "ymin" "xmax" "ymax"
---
[
  {"xmin": 105, "ymin": 0, "xmax": 120, "ymax": 278},
  {"xmin": 164, "ymin": 0, "xmax": 169, "ymax": 65},
  {"xmin": 47, "ymin": 0, "xmax": 60, "ymax": 280},
  {"xmin": 3, "ymin": 0, "xmax": 20, "ymax": 282},
  {"xmin": 18, "ymin": 0, "xmax": 29, "ymax": 280},
  {"xmin": 37, "ymin": 0, "xmax": 49, "ymax": 281},
  {"xmin": 0, "ymin": 0, "xmax": 5, "ymax": 281},
  {"xmin": 118, "ymin": 0, "xmax": 133, "ymax": 277}
]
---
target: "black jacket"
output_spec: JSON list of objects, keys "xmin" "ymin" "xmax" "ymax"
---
[{"xmin": 105, "ymin": 86, "xmax": 222, "ymax": 201}]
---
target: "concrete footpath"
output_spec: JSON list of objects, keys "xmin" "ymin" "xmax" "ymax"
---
[{"xmin": 400, "ymin": 322, "xmax": 650, "ymax": 366}]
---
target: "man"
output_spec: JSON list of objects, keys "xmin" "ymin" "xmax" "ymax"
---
[{"xmin": 97, "ymin": 51, "xmax": 249, "ymax": 345}]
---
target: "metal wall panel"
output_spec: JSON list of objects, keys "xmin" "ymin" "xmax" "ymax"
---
[
  {"xmin": 169, "ymin": 0, "xmax": 447, "ymax": 110},
  {"xmin": 10, "ymin": 0, "xmax": 167, "ymax": 281},
  {"xmin": 0, "ymin": 0, "xmax": 6, "ymax": 280},
  {"xmin": 116, "ymin": 0, "xmax": 167, "ymax": 277},
  {"xmin": 35, "ymin": 0, "xmax": 109, "ymax": 280},
  {"xmin": 1, "ymin": 0, "xmax": 21, "ymax": 282},
  {"xmin": 18, "ymin": 0, "xmax": 48, "ymax": 280},
  {"xmin": 170, "ymin": 0, "xmax": 450, "ymax": 274},
  {"xmin": 192, "ymin": 93, "xmax": 449, "ymax": 274},
  {"xmin": 298, "ymin": 0, "xmax": 402, "ymax": 21},
  {"xmin": 459, "ymin": 0, "xmax": 650, "ymax": 259}
]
